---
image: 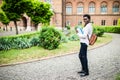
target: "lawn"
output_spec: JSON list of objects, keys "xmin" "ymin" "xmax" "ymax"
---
[
  {"xmin": 115, "ymin": 73, "xmax": 120, "ymax": 80},
  {"xmin": 0, "ymin": 33, "xmax": 112, "ymax": 65}
]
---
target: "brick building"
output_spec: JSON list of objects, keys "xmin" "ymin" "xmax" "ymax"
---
[
  {"xmin": 0, "ymin": 0, "xmax": 120, "ymax": 31},
  {"xmin": 62, "ymin": 0, "xmax": 120, "ymax": 27}
]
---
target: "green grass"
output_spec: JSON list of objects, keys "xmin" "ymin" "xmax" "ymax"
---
[
  {"xmin": 115, "ymin": 73, "xmax": 120, "ymax": 80},
  {"xmin": 0, "ymin": 33, "xmax": 112, "ymax": 65}
]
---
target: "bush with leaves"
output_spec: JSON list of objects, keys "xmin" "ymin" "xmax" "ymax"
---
[
  {"xmin": 29, "ymin": 36, "xmax": 40, "ymax": 46},
  {"xmin": 93, "ymin": 27, "xmax": 104, "ymax": 37},
  {"xmin": 104, "ymin": 26, "xmax": 120, "ymax": 33},
  {"xmin": 39, "ymin": 27, "xmax": 61, "ymax": 50},
  {"xmin": 60, "ymin": 34, "xmax": 68, "ymax": 43},
  {"xmin": 68, "ymin": 34, "xmax": 79, "ymax": 41},
  {"xmin": 65, "ymin": 25, "xmax": 71, "ymax": 30},
  {"xmin": 12, "ymin": 37, "xmax": 31, "ymax": 49},
  {"xmin": 0, "ymin": 38, "xmax": 12, "ymax": 50}
]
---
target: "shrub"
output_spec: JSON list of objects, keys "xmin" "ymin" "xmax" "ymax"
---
[
  {"xmin": 93, "ymin": 25, "xmax": 120, "ymax": 34},
  {"xmin": 65, "ymin": 25, "xmax": 71, "ymax": 30},
  {"xmin": 93, "ymin": 27, "xmax": 104, "ymax": 37},
  {"xmin": 115, "ymin": 73, "xmax": 120, "ymax": 80},
  {"xmin": 12, "ymin": 37, "xmax": 31, "ymax": 49},
  {"xmin": 117, "ymin": 18, "xmax": 120, "ymax": 27},
  {"xmin": 0, "ymin": 31, "xmax": 39, "ymax": 50},
  {"xmin": 60, "ymin": 35, "xmax": 68, "ymax": 43},
  {"xmin": 68, "ymin": 34, "xmax": 79, "ymax": 41},
  {"xmin": 39, "ymin": 27, "xmax": 61, "ymax": 50},
  {"xmin": 29, "ymin": 36, "xmax": 40, "ymax": 46},
  {"xmin": 0, "ymin": 38, "xmax": 12, "ymax": 50},
  {"xmin": 104, "ymin": 26, "xmax": 120, "ymax": 33}
]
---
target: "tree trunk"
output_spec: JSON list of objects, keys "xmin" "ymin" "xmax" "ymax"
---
[
  {"xmin": 35, "ymin": 24, "xmax": 38, "ymax": 30},
  {"xmin": 14, "ymin": 21, "xmax": 19, "ymax": 34}
]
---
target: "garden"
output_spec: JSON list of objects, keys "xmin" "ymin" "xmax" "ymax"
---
[
  {"xmin": 0, "ymin": 0, "xmax": 120, "ymax": 79},
  {"xmin": 1, "ymin": 25, "xmax": 120, "ymax": 65}
]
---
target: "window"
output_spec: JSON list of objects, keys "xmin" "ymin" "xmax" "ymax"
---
[
  {"xmin": 89, "ymin": 2, "xmax": 95, "ymax": 13},
  {"xmin": 113, "ymin": 20, "xmax": 117, "ymax": 25},
  {"xmin": 101, "ymin": 20, "xmax": 106, "ymax": 25},
  {"xmin": 45, "ymin": 0, "xmax": 52, "ymax": 3},
  {"xmin": 101, "ymin": 2, "xmax": 107, "ymax": 13},
  {"xmin": 66, "ymin": 3, "xmax": 72, "ymax": 14},
  {"xmin": 113, "ymin": 2, "xmax": 119, "ymax": 13},
  {"xmin": 77, "ymin": 3, "xmax": 83, "ymax": 14},
  {"xmin": 66, "ymin": 20, "xmax": 70, "ymax": 26}
]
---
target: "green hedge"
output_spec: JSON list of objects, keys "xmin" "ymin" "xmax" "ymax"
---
[
  {"xmin": 0, "ymin": 26, "xmax": 62, "ymax": 50},
  {"xmin": 104, "ymin": 27, "xmax": 120, "ymax": 33},
  {"xmin": 0, "ymin": 31, "xmax": 40, "ymax": 50},
  {"xmin": 93, "ymin": 26, "xmax": 120, "ymax": 34},
  {"xmin": 93, "ymin": 27, "xmax": 104, "ymax": 37}
]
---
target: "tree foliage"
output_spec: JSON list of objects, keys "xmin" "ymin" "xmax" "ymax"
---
[
  {"xmin": 1, "ymin": 0, "xmax": 26, "ymax": 34},
  {"xmin": 0, "ymin": 9, "xmax": 9, "ymax": 25},
  {"xmin": 0, "ymin": 9, "xmax": 10, "ymax": 31},
  {"xmin": 1, "ymin": 0, "xmax": 53, "ymax": 33},
  {"xmin": 26, "ymin": 1, "xmax": 53, "ymax": 27}
]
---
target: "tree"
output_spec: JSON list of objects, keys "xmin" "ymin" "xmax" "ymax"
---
[
  {"xmin": 26, "ymin": 1, "xmax": 53, "ymax": 29},
  {"xmin": 1, "ymin": 0, "xmax": 31, "ymax": 34},
  {"xmin": 0, "ymin": 9, "xmax": 10, "ymax": 31},
  {"xmin": 117, "ymin": 18, "xmax": 120, "ymax": 27}
]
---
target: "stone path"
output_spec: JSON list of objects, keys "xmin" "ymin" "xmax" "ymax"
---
[{"xmin": 0, "ymin": 33, "xmax": 120, "ymax": 80}]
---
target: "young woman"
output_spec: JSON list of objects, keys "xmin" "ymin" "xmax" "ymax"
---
[{"xmin": 76, "ymin": 14, "xmax": 93, "ymax": 77}]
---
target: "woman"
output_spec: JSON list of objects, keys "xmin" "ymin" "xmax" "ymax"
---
[{"xmin": 76, "ymin": 14, "xmax": 93, "ymax": 77}]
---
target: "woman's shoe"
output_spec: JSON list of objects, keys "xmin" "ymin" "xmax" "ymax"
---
[
  {"xmin": 77, "ymin": 70, "xmax": 84, "ymax": 74},
  {"xmin": 80, "ymin": 72, "xmax": 89, "ymax": 77}
]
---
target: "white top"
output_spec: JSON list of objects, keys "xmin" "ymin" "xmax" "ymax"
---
[{"xmin": 77, "ymin": 23, "xmax": 93, "ymax": 46}]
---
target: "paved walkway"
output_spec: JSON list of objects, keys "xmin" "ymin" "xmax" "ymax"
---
[
  {"xmin": 0, "ymin": 33, "xmax": 120, "ymax": 80},
  {"xmin": 0, "ymin": 31, "xmax": 36, "ymax": 37}
]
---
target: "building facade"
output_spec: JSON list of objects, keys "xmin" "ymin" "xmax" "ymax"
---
[
  {"xmin": 63, "ymin": 0, "xmax": 120, "ymax": 27},
  {"xmin": 0, "ymin": 0, "xmax": 120, "ymax": 31}
]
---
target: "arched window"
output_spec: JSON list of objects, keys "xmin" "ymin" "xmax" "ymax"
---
[
  {"xmin": 89, "ymin": 2, "xmax": 95, "ymax": 13},
  {"xmin": 113, "ymin": 2, "xmax": 119, "ymax": 13},
  {"xmin": 101, "ymin": 2, "xmax": 107, "ymax": 13},
  {"xmin": 66, "ymin": 3, "xmax": 72, "ymax": 14},
  {"xmin": 77, "ymin": 2, "xmax": 84, "ymax": 14}
]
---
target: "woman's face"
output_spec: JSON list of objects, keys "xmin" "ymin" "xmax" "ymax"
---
[{"xmin": 83, "ymin": 17, "xmax": 89, "ymax": 24}]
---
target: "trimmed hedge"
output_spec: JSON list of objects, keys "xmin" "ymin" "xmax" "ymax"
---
[
  {"xmin": 104, "ymin": 26, "xmax": 120, "ymax": 33},
  {"xmin": 0, "ymin": 31, "xmax": 39, "ymax": 50},
  {"xmin": 93, "ymin": 26, "xmax": 120, "ymax": 34},
  {"xmin": 93, "ymin": 27, "xmax": 104, "ymax": 37}
]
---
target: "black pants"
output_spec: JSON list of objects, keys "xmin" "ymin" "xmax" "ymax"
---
[{"xmin": 79, "ymin": 43, "xmax": 89, "ymax": 73}]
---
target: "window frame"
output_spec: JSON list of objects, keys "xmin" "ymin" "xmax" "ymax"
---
[{"xmin": 89, "ymin": 2, "xmax": 95, "ymax": 13}]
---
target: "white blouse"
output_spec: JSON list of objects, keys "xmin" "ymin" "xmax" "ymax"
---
[{"xmin": 77, "ymin": 23, "xmax": 93, "ymax": 46}]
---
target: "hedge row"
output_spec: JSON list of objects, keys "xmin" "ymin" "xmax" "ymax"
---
[
  {"xmin": 0, "ymin": 32, "xmax": 40, "ymax": 50},
  {"xmin": 0, "ymin": 27, "xmax": 62, "ymax": 50},
  {"xmin": 0, "ymin": 26, "xmax": 120, "ymax": 50}
]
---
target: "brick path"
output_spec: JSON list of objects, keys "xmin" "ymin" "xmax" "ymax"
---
[{"xmin": 0, "ymin": 33, "xmax": 120, "ymax": 80}]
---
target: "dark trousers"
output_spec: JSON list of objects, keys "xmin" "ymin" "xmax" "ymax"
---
[{"xmin": 79, "ymin": 43, "xmax": 89, "ymax": 73}]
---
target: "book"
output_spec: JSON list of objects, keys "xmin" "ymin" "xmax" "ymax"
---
[{"xmin": 77, "ymin": 27, "xmax": 84, "ymax": 34}]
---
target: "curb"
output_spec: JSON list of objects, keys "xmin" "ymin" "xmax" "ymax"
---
[{"xmin": 0, "ymin": 40, "xmax": 112, "ymax": 67}]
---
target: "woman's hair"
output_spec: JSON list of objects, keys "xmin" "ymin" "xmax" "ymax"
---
[{"xmin": 83, "ymin": 14, "xmax": 91, "ymax": 20}]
